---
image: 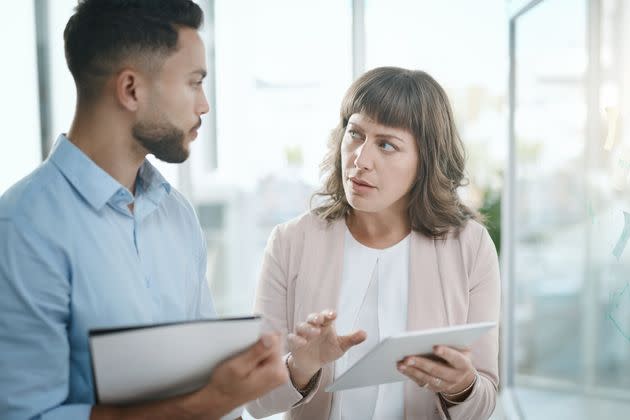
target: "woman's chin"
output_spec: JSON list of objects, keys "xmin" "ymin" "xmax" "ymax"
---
[{"xmin": 347, "ymin": 199, "xmax": 379, "ymax": 214}]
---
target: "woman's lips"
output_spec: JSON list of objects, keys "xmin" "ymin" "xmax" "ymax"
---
[{"xmin": 349, "ymin": 177, "xmax": 376, "ymax": 193}]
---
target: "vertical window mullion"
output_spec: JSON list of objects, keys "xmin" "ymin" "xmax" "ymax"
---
[{"xmin": 34, "ymin": 0, "xmax": 52, "ymax": 159}]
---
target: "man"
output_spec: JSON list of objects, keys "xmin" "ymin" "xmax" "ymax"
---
[{"xmin": 0, "ymin": 1, "xmax": 287, "ymax": 419}]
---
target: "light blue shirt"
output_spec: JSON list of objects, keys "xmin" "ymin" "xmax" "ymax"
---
[{"xmin": 0, "ymin": 135, "xmax": 216, "ymax": 419}]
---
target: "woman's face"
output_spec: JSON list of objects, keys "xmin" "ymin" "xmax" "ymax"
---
[{"xmin": 341, "ymin": 113, "xmax": 419, "ymax": 216}]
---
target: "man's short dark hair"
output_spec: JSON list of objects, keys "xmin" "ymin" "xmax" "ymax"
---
[{"xmin": 64, "ymin": 0, "xmax": 203, "ymax": 101}]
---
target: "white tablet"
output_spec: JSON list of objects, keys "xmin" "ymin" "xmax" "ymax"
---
[
  {"xmin": 89, "ymin": 316, "xmax": 262, "ymax": 405},
  {"xmin": 326, "ymin": 321, "xmax": 496, "ymax": 392}
]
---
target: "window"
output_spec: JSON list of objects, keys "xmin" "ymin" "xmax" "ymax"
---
[
  {"xmin": 196, "ymin": 0, "xmax": 353, "ymax": 315},
  {"xmin": 506, "ymin": 0, "xmax": 630, "ymax": 416},
  {"xmin": 0, "ymin": 2, "xmax": 41, "ymax": 194}
]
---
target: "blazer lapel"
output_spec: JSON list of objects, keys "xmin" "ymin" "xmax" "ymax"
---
[
  {"xmin": 297, "ymin": 217, "xmax": 346, "ymax": 315},
  {"xmin": 407, "ymin": 232, "xmax": 450, "ymax": 331}
]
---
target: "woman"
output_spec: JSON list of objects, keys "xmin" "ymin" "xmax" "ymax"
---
[{"xmin": 246, "ymin": 67, "xmax": 500, "ymax": 420}]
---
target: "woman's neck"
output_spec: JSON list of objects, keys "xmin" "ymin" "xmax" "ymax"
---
[{"xmin": 345, "ymin": 210, "xmax": 411, "ymax": 249}]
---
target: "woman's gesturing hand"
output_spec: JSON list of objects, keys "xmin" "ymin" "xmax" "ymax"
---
[
  {"xmin": 286, "ymin": 309, "xmax": 366, "ymax": 389},
  {"xmin": 397, "ymin": 345, "xmax": 478, "ymax": 403}
]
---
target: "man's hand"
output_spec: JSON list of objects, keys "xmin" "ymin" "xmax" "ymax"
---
[
  {"xmin": 287, "ymin": 310, "xmax": 366, "ymax": 389},
  {"xmin": 199, "ymin": 333, "xmax": 289, "ymax": 415}
]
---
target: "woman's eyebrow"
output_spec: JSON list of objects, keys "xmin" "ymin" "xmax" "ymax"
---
[
  {"xmin": 348, "ymin": 121, "xmax": 406, "ymax": 143},
  {"xmin": 377, "ymin": 133, "xmax": 405, "ymax": 143},
  {"xmin": 347, "ymin": 122, "xmax": 364, "ymax": 130}
]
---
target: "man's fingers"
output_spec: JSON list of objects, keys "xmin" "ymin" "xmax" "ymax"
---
[
  {"xmin": 227, "ymin": 350, "xmax": 288, "ymax": 404},
  {"xmin": 245, "ymin": 353, "xmax": 289, "ymax": 395},
  {"xmin": 227, "ymin": 333, "xmax": 280, "ymax": 377},
  {"xmin": 338, "ymin": 330, "xmax": 366, "ymax": 352}
]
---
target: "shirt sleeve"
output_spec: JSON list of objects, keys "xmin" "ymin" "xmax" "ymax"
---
[
  {"xmin": 0, "ymin": 218, "xmax": 91, "ymax": 420},
  {"xmin": 192, "ymin": 222, "xmax": 216, "ymax": 319}
]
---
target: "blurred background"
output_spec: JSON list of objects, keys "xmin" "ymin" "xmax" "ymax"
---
[{"xmin": 1, "ymin": 0, "xmax": 630, "ymax": 418}]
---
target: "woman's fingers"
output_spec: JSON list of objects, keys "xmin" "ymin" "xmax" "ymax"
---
[
  {"xmin": 291, "ymin": 309, "xmax": 339, "ymax": 358},
  {"xmin": 306, "ymin": 310, "xmax": 336, "ymax": 328},
  {"xmin": 306, "ymin": 312, "xmax": 321, "ymax": 325},
  {"xmin": 398, "ymin": 362, "xmax": 439, "ymax": 391},
  {"xmin": 433, "ymin": 345, "xmax": 471, "ymax": 371},
  {"xmin": 287, "ymin": 333, "xmax": 307, "ymax": 350},
  {"xmin": 338, "ymin": 329, "xmax": 367, "ymax": 352},
  {"xmin": 397, "ymin": 361, "xmax": 454, "ymax": 393},
  {"xmin": 295, "ymin": 322, "xmax": 321, "ymax": 339},
  {"xmin": 397, "ymin": 346, "xmax": 476, "ymax": 394},
  {"xmin": 402, "ymin": 356, "xmax": 459, "ymax": 383},
  {"xmin": 318, "ymin": 309, "xmax": 337, "ymax": 327}
]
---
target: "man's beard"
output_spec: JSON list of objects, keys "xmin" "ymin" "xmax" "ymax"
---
[{"xmin": 132, "ymin": 118, "xmax": 191, "ymax": 164}]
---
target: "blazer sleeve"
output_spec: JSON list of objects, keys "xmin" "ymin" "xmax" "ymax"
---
[
  {"xmin": 436, "ymin": 227, "xmax": 501, "ymax": 420},
  {"xmin": 245, "ymin": 224, "xmax": 321, "ymax": 418}
]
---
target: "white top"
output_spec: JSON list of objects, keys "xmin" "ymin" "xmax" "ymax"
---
[{"xmin": 330, "ymin": 227, "xmax": 410, "ymax": 420}]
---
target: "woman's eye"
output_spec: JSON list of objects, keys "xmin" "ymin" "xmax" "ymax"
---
[
  {"xmin": 380, "ymin": 142, "xmax": 396, "ymax": 152},
  {"xmin": 348, "ymin": 130, "xmax": 362, "ymax": 140}
]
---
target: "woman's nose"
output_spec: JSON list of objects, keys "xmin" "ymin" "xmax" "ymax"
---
[{"xmin": 354, "ymin": 142, "xmax": 374, "ymax": 170}]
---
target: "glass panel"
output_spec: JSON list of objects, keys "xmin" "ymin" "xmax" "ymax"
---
[
  {"xmin": 512, "ymin": 0, "xmax": 630, "ymax": 415},
  {"xmin": 593, "ymin": 0, "xmax": 630, "ymax": 391},
  {"xmin": 513, "ymin": 0, "xmax": 588, "ymax": 383}
]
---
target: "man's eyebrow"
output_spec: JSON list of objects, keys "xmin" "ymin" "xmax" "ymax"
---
[{"xmin": 190, "ymin": 69, "xmax": 207, "ymax": 78}]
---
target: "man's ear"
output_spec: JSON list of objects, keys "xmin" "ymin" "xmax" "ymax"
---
[{"xmin": 115, "ymin": 69, "xmax": 146, "ymax": 112}]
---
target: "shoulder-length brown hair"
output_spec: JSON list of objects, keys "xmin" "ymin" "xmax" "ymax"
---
[{"xmin": 312, "ymin": 66, "xmax": 480, "ymax": 238}]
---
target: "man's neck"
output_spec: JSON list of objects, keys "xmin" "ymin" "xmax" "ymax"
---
[{"xmin": 67, "ymin": 108, "xmax": 146, "ymax": 194}]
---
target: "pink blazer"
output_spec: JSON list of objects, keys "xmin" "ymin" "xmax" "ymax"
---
[{"xmin": 246, "ymin": 212, "xmax": 500, "ymax": 420}]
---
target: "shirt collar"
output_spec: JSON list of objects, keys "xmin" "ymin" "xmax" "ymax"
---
[
  {"xmin": 49, "ymin": 134, "xmax": 171, "ymax": 211},
  {"xmin": 137, "ymin": 158, "xmax": 172, "ymax": 205}
]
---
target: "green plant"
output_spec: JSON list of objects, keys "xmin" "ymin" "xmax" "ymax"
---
[{"xmin": 478, "ymin": 188, "xmax": 501, "ymax": 255}]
